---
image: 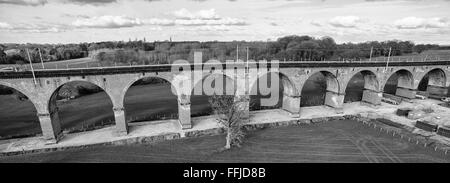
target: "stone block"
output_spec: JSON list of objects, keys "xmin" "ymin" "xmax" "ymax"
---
[
  {"xmin": 395, "ymin": 87, "xmax": 416, "ymax": 99},
  {"xmin": 324, "ymin": 91, "xmax": 344, "ymax": 109},
  {"xmin": 362, "ymin": 89, "xmax": 381, "ymax": 105}
]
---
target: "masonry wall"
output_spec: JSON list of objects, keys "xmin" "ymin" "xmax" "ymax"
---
[{"xmin": 0, "ymin": 64, "xmax": 448, "ymax": 143}]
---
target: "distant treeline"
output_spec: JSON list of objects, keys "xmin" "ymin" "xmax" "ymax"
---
[
  {"xmin": 1, "ymin": 35, "xmax": 448, "ymax": 65},
  {"xmin": 93, "ymin": 36, "xmax": 447, "ymax": 65},
  {"xmin": 0, "ymin": 43, "xmax": 88, "ymax": 64}
]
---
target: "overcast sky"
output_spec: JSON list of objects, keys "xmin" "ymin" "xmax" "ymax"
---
[{"xmin": 0, "ymin": 0, "xmax": 449, "ymax": 44}]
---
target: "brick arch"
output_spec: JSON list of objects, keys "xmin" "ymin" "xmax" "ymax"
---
[
  {"xmin": 48, "ymin": 79, "xmax": 116, "ymax": 103},
  {"xmin": 447, "ymin": 68, "xmax": 450, "ymax": 87},
  {"xmin": 190, "ymin": 59, "xmax": 239, "ymax": 95},
  {"xmin": 381, "ymin": 68, "xmax": 415, "ymax": 90},
  {"xmin": 300, "ymin": 70, "xmax": 341, "ymax": 94},
  {"xmin": 190, "ymin": 72, "xmax": 237, "ymax": 96},
  {"xmin": 249, "ymin": 70, "xmax": 300, "ymax": 96},
  {"xmin": 417, "ymin": 67, "xmax": 447, "ymax": 88},
  {"xmin": 0, "ymin": 81, "xmax": 40, "ymax": 113},
  {"xmin": 47, "ymin": 80, "xmax": 116, "ymax": 131},
  {"xmin": 280, "ymin": 72, "xmax": 300, "ymax": 96},
  {"xmin": 247, "ymin": 70, "xmax": 301, "ymax": 115},
  {"xmin": 49, "ymin": 78, "xmax": 111, "ymax": 102},
  {"xmin": 347, "ymin": 67, "xmax": 379, "ymax": 75},
  {"xmin": 121, "ymin": 75, "xmax": 180, "ymax": 125},
  {"xmin": 50, "ymin": 78, "xmax": 116, "ymax": 106},
  {"xmin": 121, "ymin": 75, "xmax": 178, "ymax": 105},
  {"xmin": 341, "ymin": 69, "xmax": 380, "ymax": 92},
  {"xmin": 188, "ymin": 72, "xmax": 237, "ymax": 120},
  {"xmin": 298, "ymin": 70, "xmax": 343, "ymax": 108},
  {"xmin": 0, "ymin": 81, "xmax": 46, "ymax": 138}
]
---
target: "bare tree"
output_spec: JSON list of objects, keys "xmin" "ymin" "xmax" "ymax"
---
[{"xmin": 209, "ymin": 94, "xmax": 248, "ymax": 150}]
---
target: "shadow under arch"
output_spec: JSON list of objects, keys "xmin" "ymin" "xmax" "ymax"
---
[
  {"xmin": 249, "ymin": 72, "xmax": 299, "ymax": 112},
  {"xmin": 48, "ymin": 81, "xmax": 115, "ymax": 133},
  {"xmin": 0, "ymin": 84, "xmax": 41, "ymax": 139},
  {"xmin": 300, "ymin": 71, "xmax": 340, "ymax": 107},
  {"xmin": 123, "ymin": 77, "xmax": 179, "ymax": 123},
  {"xmin": 344, "ymin": 70, "xmax": 380, "ymax": 103},
  {"xmin": 417, "ymin": 68, "xmax": 448, "ymax": 98},
  {"xmin": 190, "ymin": 73, "xmax": 236, "ymax": 117},
  {"xmin": 383, "ymin": 69, "xmax": 414, "ymax": 96}
]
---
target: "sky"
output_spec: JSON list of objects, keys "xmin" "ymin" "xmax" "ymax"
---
[{"xmin": 0, "ymin": 0, "xmax": 449, "ymax": 44}]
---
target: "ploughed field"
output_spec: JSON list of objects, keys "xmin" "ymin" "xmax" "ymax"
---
[{"xmin": 0, "ymin": 119, "xmax": 448, "ymax": 163}]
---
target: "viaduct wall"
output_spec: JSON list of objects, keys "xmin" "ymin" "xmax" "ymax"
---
[{"xmin": 1, "ymin": 61, "xmax": 449, "ymax": 143}]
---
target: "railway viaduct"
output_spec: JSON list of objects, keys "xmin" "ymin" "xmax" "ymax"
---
[{"xmin": 1, "ymin": 55, "xmax": 449, "ymax": 143}]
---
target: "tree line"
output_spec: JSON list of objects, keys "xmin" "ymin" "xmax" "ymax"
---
[
  {"xmin": 0, "ymin": 43, "xmax": 88, "ymax": 64},
  {"xmin": 1, "ymin": 35, "xmax": 447, "ymax": 65}
]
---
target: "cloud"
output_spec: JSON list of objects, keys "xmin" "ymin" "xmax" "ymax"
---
[
  {"xmin": 426, "ymin": 17, "xmax": 449, "ymax": 28},
  {"xmin": 394, "ymin": 17, "xmax": 449, "ymax": 29},
  {"xmin": 365, "ymin": 0, "xmax": 423, "ymax": 2},
  {"xmin": 70, "ymin": 14, "xmax": 247, "ymax": 29},
  {"xmin": 72, "ymin": 15, "xmax": 144, "ymax": 28},
  {"xmin": 63, "ymin": 0, "xmax": 117, "ymax": 5},
  {"xmin": 394, "ymin": 17, "xmax": 424, "ymax": 29},
  {"xmin": 262, "ymin": 1, "xmax": 312, "ymax": 11},
  {"xmin": 329, "ymin": 16, "xmax": 363, "ymax": 28},
  {"xmin": 174, "ymin": 17, "xmax": 246, "ymax": 26},
  {"xmin": 0, "ymin": 22, "xmax": 13, "ymax": 29},
  {"xmin": 62, "ymin": 14, "xmax": 91, "ymax": 19},
  {"xmin": 0, "ymin": 0, "xmax": 121, "ymax": 6},
  {"xmin": 310, "ymin": 20, "xmax": 323, "ymax": 27},
  {"xmin": 0, "ymin": 21, "xmax": 67, "ymax": 33},
  {"xmin": 188, "ymin": 0, "xmax": 235, "ymax": 2},
  {"xmin": 142, "ymin": 18, "xmax": 175, "ymax": 26},
  {"xmin": 0, "ymin": 0, "xmax": 47, "ymax": 6},
  {"xmin": 178, "ymin": 25, "xmax": 233, "ymax": 32},
  {"xmin": 173, "ymin": 8, "xmax": 221, "ymax": 20},
  {"xmin": 171, "ymin": 8, "xmax": 247, "ymax": 26}
]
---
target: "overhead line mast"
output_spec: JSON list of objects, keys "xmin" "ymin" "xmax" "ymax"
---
[{"xmin": 26, "ymin": 48, "xmax": 37, "ymax": 85}]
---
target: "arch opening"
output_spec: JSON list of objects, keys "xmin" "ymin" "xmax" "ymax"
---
[
  {"xmin": 0, "ymin": 85, "xmax": 41, "ymax": 140},
  {"xmin": 190, "ymin": 73, "xmax": 236, "ymax": 117},
  {"xmin": 417, "ymin": 68, "xmax": 447, "ymax": 99},
  {"xmin": 250, "ymin": 72, "xmax": 298, "ymax": 112},
  {"xmin": 124, "ymin": 77, "xmax": 179, "ymax": 123},
  {"xmin": 344, "ymin": 70, "xmax": 380, "ymax": 104},
  {"xmin": 49, "ymin": 81, "xmax": 115, "ymax": 134},
  {"xmin": 301, "ymin": 71, "xmax": 339, "ymax": 107},
  {"xmin": 383, "ymin": 69, "xmax": 415, "ymax": 99}
]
